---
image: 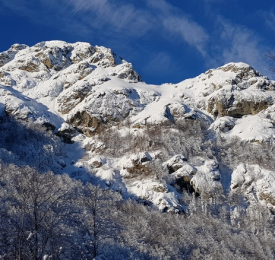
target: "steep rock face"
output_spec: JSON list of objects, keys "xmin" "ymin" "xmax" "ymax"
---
[
  {"xmin": 116, "ymin": 62, "xmax": 141, "ymax": 82},
  {"xmin": 58, "ymin": 82, "xmax": 93, "ymax": 114},
  {"xmin": 63, "ymin": 84, "xmax": 160, "ymax": 134},
  {"xmin": 67, "ymin": 111, "xmax": 101, "ymax": 136},
  {"xmin": 207, "ymin": 92, "xmax": 272, "ymax": 118},
  {"xmin": 90, "ymin": 46, "xmax": 119, "ymax": 67},
  {"xmin": 210, "ymin": 107, "xmax": 275, "ymax": 143}
]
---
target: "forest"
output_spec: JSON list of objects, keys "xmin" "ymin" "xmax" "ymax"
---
[{"xmin": 1, "ymin": 116, "xmax": 275, "ymax": 259}]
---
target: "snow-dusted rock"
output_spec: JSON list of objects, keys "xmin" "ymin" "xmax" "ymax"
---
[
  {"xmin": 163, "ymin": 155, "xmax": 222, "ymax": 197},
  {"xmin": 118, "ymin": 152, "xmax": 153, "ymax": 179},
  {"xmin": 116, "ymin": 62, "xmax": 141, "ymax": 82},
  {"xmin": 0, "ymin": 84, "xmax": 62, "ymax": 127},
  {"xmin": 210, "ymin": 116, "xmax": 235, "ymax": 133},
  {"xmin": 56, "ymin": 123, "xmax": 76, "ymax": 143},
  {"xmin": 231, "ymin": 163, "xmax": 275, "ymax": 211},
  {"xmin": 190, "ymin": 159, "xmax": 223, "ymax": 196},
  {"xmin": 0, "ymin": 43, "xmax": 28, "ymax": 67},
  {"xmin": 88, "ymin": 156, "xmax": 104, "ymax": 168},
  {"xmin": 178, "ymin": 62, "xmax": 275, "ymax": 118},
  {"xmin": 2, "ymin": 41, "xmax": 274, "ymax": 142},
  {"xmin": 127, "ymin": 179, "xmax": 181, "ymax": 212},
  {"xmin": 131, "ymin": 152, "xmax": 152, "ymax": 164},
  {"xmin": 163, "ymin": 154, "xmax": 188, "ymax": 173}
]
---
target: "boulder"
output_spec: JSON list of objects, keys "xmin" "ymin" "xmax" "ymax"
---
[
  {"xmin": 189, "ymin": 159, "xmax": 223, "ymax": 197},
  {"xmin": 56, "ymin": 123, "xmax": 76, "ymax": 143},
  {"xmin": 67, "ymin": 111, "xmax": 102, "ymax": 136},
  {"xmin": 163, "ymin": 154, "xmax": 187, "ymax": 174},
  {"xmin": 88, "ymin": 156, "xmax": 104, "ymax": 168}
]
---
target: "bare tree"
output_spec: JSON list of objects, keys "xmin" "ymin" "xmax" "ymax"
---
[
  {"xmin": 267, "ymin": 52, "xmax": 275, "ymax": 73},
  {"xmin": 77, "ymin": 184, "xmax": 121, "ymax": 258},
  {"xmin": 0, "ymin": 164, "xmax": 76, "ymax": 259}
]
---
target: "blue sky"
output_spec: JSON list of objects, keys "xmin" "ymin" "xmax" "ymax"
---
[{"xmin": 1, "ymin": 0, "xmax": 275, "ymax": 84}]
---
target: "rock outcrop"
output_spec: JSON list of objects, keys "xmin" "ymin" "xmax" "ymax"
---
[
  {"xmin": 205, "ymin": 64, "xmax": 275, "ymax": 117},
  {"xmin": 231, "ymin": 163, "xmax": 275, "ymax": 212},
  {"xmin": 164, "ymin": 155, "xmax": 223, "ymax": 197}
]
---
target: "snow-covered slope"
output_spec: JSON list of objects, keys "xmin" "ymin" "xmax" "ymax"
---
[{"xmin": 1, "ymin": 40, "xmax": 275, "ymax": 211}]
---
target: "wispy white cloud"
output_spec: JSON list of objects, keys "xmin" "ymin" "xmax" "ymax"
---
[
  {"xmin": 162, "ymin": 17, "xmax": 209, "ymax": 55},
  {"xmin": 203, "ymin": 0, "xmax": 224, "ymax": 3},
  {"xmin": 214, "ymin": 18, "xmax": 271, "ymax": 78},
  {"xmin": 65, "ymin": 0, "xmax": 153, "ymax": 36},
  {"xmin": 0, "ymin": 0, "xmax": 37, "ymax": 17},
  {"xmin": 145, "ymin": 52, "xmax": 173, "ymax": 73},
  {"xmin": 148, "ymin": 0, "xmax": 209, "ymax": 55},
  {"xmin": 263, "ymin": 11, "xmax": 275, "ymax": 33},
  {"xmin": 1, "ymin": 0, "xmax": 209, "ymax": 56},
  {"xmin": 67, "ymin": 0, "xmax": 209, "ymax": 55}
]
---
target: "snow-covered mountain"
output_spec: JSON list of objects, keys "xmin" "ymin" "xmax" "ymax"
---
[{"xmin": 1, "ymin": 40, "xmax": 275, "ymax": 212}]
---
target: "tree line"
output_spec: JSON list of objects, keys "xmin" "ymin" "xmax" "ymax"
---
[{"xmin": 0, "ymin": 163, "xmax": 274, "ymax": 259}]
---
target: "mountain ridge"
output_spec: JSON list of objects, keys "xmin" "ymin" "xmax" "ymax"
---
[{"xmin": 1, "ymin": 40, "xmax": 275, "ymax": 212}]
